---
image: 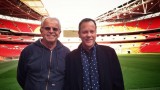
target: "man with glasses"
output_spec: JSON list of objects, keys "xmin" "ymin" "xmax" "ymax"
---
[{"xmin": 17, "ymin": 17, "xmax": 70, "ymax": 90}]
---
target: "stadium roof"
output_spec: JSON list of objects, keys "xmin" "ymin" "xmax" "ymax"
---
[
  {"xmin": 0, "ymin": 0, "xmax": 46, "ymax": 20},
  {"xmin": 20, "ymin": 0, "xmax": 48, "ymax": 17},
  {"xmin": 41, "ymin": 0, "xmax": 130, "ymax": 27},
  {"xmin": 0, "ymin": 0, "xmax": 159, "ymax": 27},
  {"xmin": 96, "ymin": 0, "xmax": 160, "ymax": 22}
]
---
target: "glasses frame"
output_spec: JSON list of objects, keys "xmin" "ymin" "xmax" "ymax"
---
[{"xmin": 42, "ymin": 27, "xmax": 60, "ymax": 32}]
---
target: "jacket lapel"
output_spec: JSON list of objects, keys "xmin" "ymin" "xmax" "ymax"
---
[{"xmin": 76, "ymin": 47, "xmax": 83, "ymax": 90}]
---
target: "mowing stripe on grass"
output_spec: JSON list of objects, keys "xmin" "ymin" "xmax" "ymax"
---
[{"xmin": 0, "ymin": 61, "xmax": 18, "ymax": 75}]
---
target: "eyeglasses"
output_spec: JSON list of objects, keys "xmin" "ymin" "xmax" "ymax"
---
[{"xmin": 42, "ymin": 27, "xmax": 59, "ymax": 31}]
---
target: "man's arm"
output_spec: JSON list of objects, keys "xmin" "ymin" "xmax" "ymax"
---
[
  {"xmin": 111, "ymin": 49, "xmax": 124, "ymax": 90},
  {"xmin": 17, "ymin": 50, "xmax": 27, "ymax": 89}
]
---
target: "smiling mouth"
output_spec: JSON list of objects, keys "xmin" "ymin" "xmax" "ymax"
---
[
  {"xmin": 47, "ymin": 34, "xmax": 56, "ymax": 37},
  {"xmin": 85, "ymin": 39, "xmax": 93, "ymax": 42}
]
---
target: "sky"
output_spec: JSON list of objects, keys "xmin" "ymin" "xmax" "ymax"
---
[{"xmin": 41, "ymin": 0, "xmax": 130, "ymax": 28}]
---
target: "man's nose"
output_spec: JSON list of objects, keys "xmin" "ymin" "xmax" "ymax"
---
[
  {"xmin": 48, "ymin": 28, "xmax": 55, "ymax": 33},
  {"xmin": 87, "ymin": 32, "xmax": 91, "ymax": 37}
]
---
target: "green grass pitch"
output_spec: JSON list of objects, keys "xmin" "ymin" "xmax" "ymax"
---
[
  {"xmin": 0, "ymin": 54, "xmax": 160, "ymax": 90},
  {"xmin": 119, "ymin": 54, "xmax": 160, "ymax": 90}
]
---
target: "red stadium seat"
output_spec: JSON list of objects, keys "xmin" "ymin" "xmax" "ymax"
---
[
  {"xmin": 149, "ymin": 16, "xmax": 160, "ymax": 29},
  {"xmin": 0, "ymin": 44, "xmax": 27, "ymax": 57},
  {"xmin": 0, "ymin": 19, "xmax": 19, "ymax": 32},
  {"xmin": 0, "ymin": 18, "xmax": 40, "ymax": 32},
  {"xmin": 140, "ymin": 41, "xmax": 160, "ymax": 53}
]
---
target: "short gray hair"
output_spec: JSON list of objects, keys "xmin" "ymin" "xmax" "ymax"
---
[{"xmin": 41, "ymin": 16, "xmax": 61, "ymax": 30}]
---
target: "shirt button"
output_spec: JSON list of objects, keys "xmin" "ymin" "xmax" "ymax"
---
[{"xmin": 52, "ymin": 83, "xmax": 55, "ymax": 86}]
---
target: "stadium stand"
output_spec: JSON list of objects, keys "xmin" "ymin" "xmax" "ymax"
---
[
  {"xmin": 0, "ymin": 19, "xmax": 19, "ymax": 32},
  {"xmin": 0, "ymin": 18, "xmax": 39, "ymax": 32},
  {"xmin": 0, "ymin": 44, "xmax": 26, "ymax": 59},
  {"xmin": 15, "ymin": 21, "xmax": 32, "ymax": 32},
  {"xmin": 0, "ymin": 0, "xmax": 160, "ymax": 60},
  {"xmin": 140, "ymin": 41, "xmax": 160, "ymax": 53},
  {"xmin": 149, "ymin": 16, "xmax": 160, "ymax": 29},
  {"xmin": 125, "ymin": 21, "xmax": 138, "ymax": 31},
  {"xmin": 101, "ymin": 16, "xmax": 160, "ymax": 32}
]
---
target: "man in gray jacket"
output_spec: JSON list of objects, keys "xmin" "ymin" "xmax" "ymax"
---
[{"xmin": 17, "ymin": 17, "xmax": 70, "ymax": 90}]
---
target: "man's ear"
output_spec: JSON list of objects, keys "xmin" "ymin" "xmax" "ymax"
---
[{"xmin": 40, "ymin": 28, "xmax": 42, "ymax": 33}]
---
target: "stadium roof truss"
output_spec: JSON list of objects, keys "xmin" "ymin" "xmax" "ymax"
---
[
  {"xmin": 0, "ymin": 0, "xmax": 48, "ymax": 20},
  {"xmin": 20, "ymin": 0, "xmax": 48, "ymax": 17},
  {"xmin": 96, "ymin": 0, "xmax": 160, "ymax": 22}
]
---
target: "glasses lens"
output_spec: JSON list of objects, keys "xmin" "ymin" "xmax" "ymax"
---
[
  {"xmin": 43, "ymin": 27, "xmax": 59, "ymax": 31},
  {"xmin": 52, "ymin": 28, "xmax": 59, "ymax": 31},
  {"xmin": 44, "ymin": 27, "xmax": 51, "ymax": 30}
]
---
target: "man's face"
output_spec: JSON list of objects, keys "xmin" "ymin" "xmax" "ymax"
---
[
  {"xmin": 79, "ymin": 21, "xmax": 96, "ymax": 50},
  {"xmin": 40, "ymin": 18, "xmax": 61, "ymax": 44}
]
